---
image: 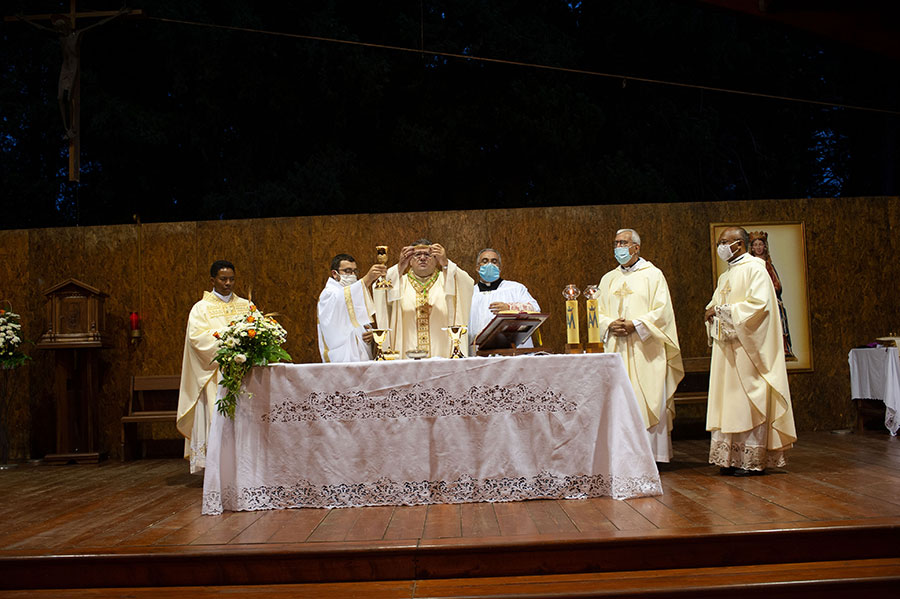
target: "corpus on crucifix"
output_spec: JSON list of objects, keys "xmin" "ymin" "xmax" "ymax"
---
[{"xmin": 9, "ymin": 3, "xmax": 136, "ymax": 181}]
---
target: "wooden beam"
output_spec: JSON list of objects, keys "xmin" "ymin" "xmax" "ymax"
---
[{"xmin": 4, "ymin": 9, "xmax": 143, "ymax": 23}]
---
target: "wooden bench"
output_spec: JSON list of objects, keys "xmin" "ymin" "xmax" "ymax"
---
[
  {"xmin": 674, "ymin": 356, "xmax": 710, "ymax": 405},
  {"xmin": 121, "ymin": 375, "xmax": 180, "ymax": 461}
]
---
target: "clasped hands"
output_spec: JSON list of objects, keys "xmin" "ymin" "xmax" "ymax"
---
[{"xmin": 608, "ymin": 318, "xmax": 636, "ymax": 337}]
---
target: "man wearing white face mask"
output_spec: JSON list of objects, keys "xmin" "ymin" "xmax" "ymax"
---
[
  {"xmin": 316, "ymin": 253, "xmax": 386, "ymax": 363},
  {"xmin": 705, "ymin": 227, "xmax": 796, "ymax": 476},
  {"xmin": 594, "ymin": 229, "xmax": 683, "ymax": 463},
  {"xmin": 469, "ymin": 248, "xmax": 540, "ymax": 354}
]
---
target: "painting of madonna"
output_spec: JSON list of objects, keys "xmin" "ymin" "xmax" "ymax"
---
[{"xmin": 749, "ymin": 230, "xmax": 797, "ymax": 361}]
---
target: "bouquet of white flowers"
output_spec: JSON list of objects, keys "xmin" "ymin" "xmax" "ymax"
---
[
  {"xmin": 213, "ymin": 303, "xmax": 291, "ymax": 418},
  {"xmin": 0, "ymin": 307, "xmax": 28, "ymax": 370}
]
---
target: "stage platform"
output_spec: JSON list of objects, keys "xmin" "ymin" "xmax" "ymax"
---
[{"xmin": 1, "ymin": 431, "xmax": 899, "ymax": 597}]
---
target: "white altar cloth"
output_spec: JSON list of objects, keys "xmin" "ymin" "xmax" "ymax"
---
[
  {"xmin": 849, "ymin": 347, "xmax": 900, "ymax": 435},
  {"xmin": 202, "ymin": 353, "xmax": 662, "ymax": 514}
]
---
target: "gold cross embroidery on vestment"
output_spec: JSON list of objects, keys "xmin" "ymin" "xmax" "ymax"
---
[
  {"xmin": 408, "ymin": 270, "xmax": 441, "ymax": 355},
  {"xmin": 613, "ymin": 282, "xmax": 633, "ymax": 317},
  {"xmin": 206, "ymin": 300, "xmax": 250, "ymax": 320},
  {"xmin": 719, "ymin": 281, "xmax": 732, "ymax": 306}
]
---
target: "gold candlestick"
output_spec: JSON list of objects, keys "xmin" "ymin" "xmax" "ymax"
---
[
  {"xmin": 563, "ymin": 285, "xmax": 582, "ymax": 353},
  {"xmin": 583, "ymin": 285, "xmax": 603, "ymax": 352}
]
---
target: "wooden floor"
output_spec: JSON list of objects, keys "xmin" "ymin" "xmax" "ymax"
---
[{"xmin": 1, "ymin": 430, "xmax": 899, "ymax": 597}]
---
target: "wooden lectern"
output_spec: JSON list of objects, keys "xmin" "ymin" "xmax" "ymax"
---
[
  {"xmin": 474, "ymin": 312, "xmax": 549, "ymax": 357},
  {"xmin": 36, "ymin": 279, "xmax": 111, "ymax": 464}
]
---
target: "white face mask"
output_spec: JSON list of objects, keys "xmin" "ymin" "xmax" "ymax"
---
[
  {"xmin": 717, "ymin": 240, "xmax": 740, "ymax": 262},
  {"xmin": 338, "ymin": 274, "xmax": 358, "ymax": 287}
]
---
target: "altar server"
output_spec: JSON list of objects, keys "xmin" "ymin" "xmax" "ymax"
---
[
  {"xmin": 468, "ymin": 248, "xmax": 540, "ymax": 353},
  {"xmin": 317, "ymin": 253, "xmax": 385, "ymax": 363}
]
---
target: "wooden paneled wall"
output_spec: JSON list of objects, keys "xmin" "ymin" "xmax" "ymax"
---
[{"xmin": 0, "ymin": 197, "xmax": 896, "ymax": 459}]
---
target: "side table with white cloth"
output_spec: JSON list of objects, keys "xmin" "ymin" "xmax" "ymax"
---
[
  {"xmin": 202, "ymin": 353, "xmax": 662, "ymax": 515},
  {"xmin": 848, "ymin": 347, "xmax": 900, "ymax": 435}
]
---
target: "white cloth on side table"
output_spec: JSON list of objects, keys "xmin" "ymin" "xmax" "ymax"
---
[{"xmin": 849, "ymin": 346, "xmax": 900, "ymax": 435}]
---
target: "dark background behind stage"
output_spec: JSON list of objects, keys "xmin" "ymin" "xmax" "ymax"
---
[
  {"xmin": 1, "ymin": 0, "xmax": 898, "ymax": 230},
  {"xmin": 0, "ymin": 196, "xmax": 897, "ymax": 460}
]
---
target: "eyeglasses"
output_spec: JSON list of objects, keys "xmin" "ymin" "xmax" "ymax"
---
[
  {"xmin": 338, "ymin": 268, "xmax": 359, "ymax": 275},
  {"xmin": 614, "ymin": 240, "xmax": 633, "ymax": 247},
  {"xmin": 412, "ymin": 252, "xmax": 433, "ymax": 260}
]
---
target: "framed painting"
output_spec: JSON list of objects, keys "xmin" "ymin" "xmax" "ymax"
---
[{"xmin": 709, "ymin": 222, "xmax": 812, "ymax": 372}]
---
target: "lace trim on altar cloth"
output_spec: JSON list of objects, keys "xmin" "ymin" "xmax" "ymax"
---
[
  {"xmin": 201, "ymin": 470, "xmax": 663, "ymax": 515},
  {"xmin": 708, "ymin": 438, "xmax": 786, "ymax": 470},
  {"xmin": 262, "ymin": 383, "xmax": 576, "ymax": 423},
  {"xmin": 886, "ymin": 407, "xmax": 898, "ymax": 436}
]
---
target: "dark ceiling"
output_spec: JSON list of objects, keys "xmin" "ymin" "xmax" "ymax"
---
[{"xmin": 693, "ymin": 0, "xmax": 900, "ymax": 62}]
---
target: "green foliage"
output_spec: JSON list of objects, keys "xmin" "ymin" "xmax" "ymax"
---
[{"xmin": 213, "ymin": 304, "xmax": 291, "ymax": 418}]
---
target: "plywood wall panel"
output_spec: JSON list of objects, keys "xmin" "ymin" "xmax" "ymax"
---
[
  {"xmin": 81, "ymin": 225, "xmax": 140, "ymax": 453},
  {"xmin": 273, "ymin": 215, "xmax": 318, "ymax": 363},
  {"xmin": 140, "ymin": 221, "xmax": 197, "ymax": 377}
]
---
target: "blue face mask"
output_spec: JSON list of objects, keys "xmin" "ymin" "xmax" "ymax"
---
[
  {"xmin": 478, "ymin": 263, "xmax": 500, "ymax": 283},
  {"xmin": 614, "ymin": 246, "xmax": 632, "ymax": 265}
]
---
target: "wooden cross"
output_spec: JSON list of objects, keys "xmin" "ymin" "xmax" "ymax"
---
[
  {"xmin": 5, "ymin": 2, "xmax": 142, "ymax": 182},
  {"xmin": 613, "ymin": 282, "xmax": 633, "ymax": 317}
]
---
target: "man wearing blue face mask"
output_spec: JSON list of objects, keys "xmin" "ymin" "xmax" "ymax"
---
[
  {"xmin": 469, "ymin": 248, "xmax": 540, "ymax": 354},
  {"xmin": 595, "ymin": 229, "xmax": 684, "ymax": 463}
]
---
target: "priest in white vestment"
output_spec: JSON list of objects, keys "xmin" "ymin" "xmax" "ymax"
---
[
  {"xmin": 469, "ymin": 248, "xmax": 540, "ymax": 353},
  {"xmin": 317, "ymin": 253, "xmax": 386, "ymax": 363},
  {"xmin": 705, "ymin": 227, "xmax": 797, "ymax": 476},
  {"xmin": 595, "ymin": 229, "xmax": 684, "ymax": 462},
  {"xmin": 176, "ymin": 260, "xmax": 250, "ymax": 474},
  {"xmin": 373, "ymin": 239, "xmax": 474, "ymax": 358}
]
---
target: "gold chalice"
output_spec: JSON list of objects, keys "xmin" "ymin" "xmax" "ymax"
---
[
  {"xmin": 442, "ymin": 325, "xmax": 468, "ymax": 359},
  {"xmin": 374, "ymin": 245, "xmax": 392, "ymax": 289},
  {"xmin": 370, "ymin": 328, "xmax": 391, "ymax": 361}
]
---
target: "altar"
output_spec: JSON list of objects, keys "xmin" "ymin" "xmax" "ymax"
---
[{"xmin": 202, "ymin": 353, "xmax": 662, "ymax": 515}]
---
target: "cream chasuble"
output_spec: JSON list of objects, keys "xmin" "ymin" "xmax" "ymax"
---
[
  {"xmin": 176, "ymin": 291, "xmax": 250, "ymax": 473},
  {"xmin": 373, "ymin": 260, "xmax": 474, "ymax": 358},
  {"xmin": 705, "ymin": 254, "xmax": 796, "ymax": 469},
  {"xmin": 596, "ymin": 260, "xmax": 684, "ymax": 458},
  {"xmin": 317, "ymin": 277, "xmax": 375, "ymax": 363}
]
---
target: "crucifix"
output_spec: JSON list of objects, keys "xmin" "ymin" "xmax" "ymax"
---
[{"xmin": 6, "ymin": 2, "xmax": 142, "ymax": 182}]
